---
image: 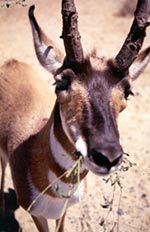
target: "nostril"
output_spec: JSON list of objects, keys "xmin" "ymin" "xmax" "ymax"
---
[
  {"xmin": 90, "ymin": 149, "xmax": 122, "ymax": 170},
  {"xmin": 91, "ymin": 150, "xmax": 111, "ymax": 169},
  {"xmin": 111, "ymin": 156, "xmax": 122, "ymax": 167}
]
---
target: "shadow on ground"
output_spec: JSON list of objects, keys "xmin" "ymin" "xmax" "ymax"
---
[{"xmin": 0, "ymin": 188, "xmax": 21, "ymax": 232}]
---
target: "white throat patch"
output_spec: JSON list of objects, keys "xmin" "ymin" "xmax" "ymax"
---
[{"xmin": 49, "ymin": 124, "xmax": 75, "ymax": 170}]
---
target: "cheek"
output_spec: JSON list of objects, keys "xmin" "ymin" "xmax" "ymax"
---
[
  {"xmin": 61, "ymin": 106, "xmax": 88, "ymax": 158},
  {"xmin": 60, "ymin": 104, "xmax": 82, "ymax": 144},
  {"xmin": 110, "ymin": 94, "xmax": 127, "ymax": 118},
  {"xmin": 56, "ymin": 91, "xmax": 69, "ymax": 103},
  {"xmin": 59, "ymin": 84, "xmax": 89, "ymax": 143}
]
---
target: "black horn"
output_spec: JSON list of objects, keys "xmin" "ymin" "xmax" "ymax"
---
[
  {"xmin": 115, "ymin": 0, "xmax": 149, "ymax": 73},
  {"xmin": 61, "ymin": 0, "xmax": 84, "ymax": 64}
]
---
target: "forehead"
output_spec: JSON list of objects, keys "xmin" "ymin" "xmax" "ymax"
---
[
  {"xmin": 60, "ymin": 54, "xmax": 130, "ymax": 103},
  {"xmin": 85, "ymin": 54, "xmax": 131, "ymax": 89},
  {"xmin": 60, "ymin": 56, "xmax": 129, "ymax": 125},
  {"xmin": 75, "ymin": 56, "xmax": 122, "ymax": 97}
]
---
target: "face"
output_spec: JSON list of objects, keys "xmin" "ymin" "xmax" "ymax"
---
[
  {"xmin": 55, "ymin": 57, "xmax": 133, "ymax": 175},
  {"xmin": 29, "ymin": 0, "xmax": 150, "ymax": 175}
]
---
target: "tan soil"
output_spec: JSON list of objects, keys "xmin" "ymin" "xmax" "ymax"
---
[{"xmin": 0, "ymin": 0, "xmax": 150, "ymax": 231}]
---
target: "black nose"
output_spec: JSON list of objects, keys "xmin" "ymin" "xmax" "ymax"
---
[{"xmin": 90, "ymin": 149, "xmax": 122, "ymax": 171}]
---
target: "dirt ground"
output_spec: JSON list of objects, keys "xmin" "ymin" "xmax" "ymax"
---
[{"xmin": 0, "ymin": 0, "xmax": 150, "ymax": 231}]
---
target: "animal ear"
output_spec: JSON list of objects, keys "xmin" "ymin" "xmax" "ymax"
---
[
  {"xmin": 129, "ymin": 47, "xmax": 150, "ymax": 80},
  {"xmin": 29, "ymin": 5, "xmax": 62, "ymax": 75}
]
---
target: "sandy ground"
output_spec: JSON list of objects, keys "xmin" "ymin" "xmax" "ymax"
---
[{"xmin": 0, "ymin": 0, "xmax": 150, "ymax": 231}]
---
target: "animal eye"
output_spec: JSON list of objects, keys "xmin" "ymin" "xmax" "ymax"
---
[
  {"xmin": 124, "ymin": 88, "xmax": 134, "ymax": 100},
  {"xmin": 54, "ymin": 76, "xmax": 71, "ymax": 92}
]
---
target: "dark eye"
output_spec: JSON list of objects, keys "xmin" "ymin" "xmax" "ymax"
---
[
  {"xmin": 124, "ymin": 88, "xmax": 134, "ymax": 100},
  {"xmin": 54, "ymin": 76, "xmax": 71, "ymax": 92},
  {"xmin": 54, "ymin": 69, "xmax": 75, "ymax": 93}
]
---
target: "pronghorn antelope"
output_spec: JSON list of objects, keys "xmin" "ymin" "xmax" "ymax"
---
[{"xmin": 0, "ymin": 0, "xmax": 150, "ymax": 231}]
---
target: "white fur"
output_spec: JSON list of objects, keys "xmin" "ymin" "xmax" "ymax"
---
[
  {"xmin": 49, "ymin": 123, "xmax": 86, "ymax": 175},
  {"xmin": 28, "ymin": 170, "xmax": 84, "ymax": 219},
  {"xmin": 75, "ymin": 136, "xmax": 88, "ymax": 158},
  {"xmin": 50, "ymin": 124, "xmax": 75, "ymax": 170}
]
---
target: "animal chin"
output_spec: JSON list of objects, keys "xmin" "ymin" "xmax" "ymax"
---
[
  {"xmin": 84, "ymin": 156, "xmax": 120, "ymax": 175},
  {"xmin": 84, "ymin": 157, "xmax": 109, "ymax": 175}
]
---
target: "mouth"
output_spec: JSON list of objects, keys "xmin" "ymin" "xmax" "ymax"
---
[
  {"xmin": 74, "ymin": 138, "xmax": 123, "ymax": 175},
  {"xmin": 84, "ymin": 154, "xmax": 122, "ymax": 175}
]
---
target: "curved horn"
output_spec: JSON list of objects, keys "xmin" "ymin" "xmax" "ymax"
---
[
  {"xmin": 115, "ymin": 0, "xmax": 149, "ymax": 72},
  {"xmin": 29, "ymin": 5, "xmax": 62, "ymax": 75},
  {"xmin": 61, "ymin": 0, "xmax": 84, "ymax": 64}
]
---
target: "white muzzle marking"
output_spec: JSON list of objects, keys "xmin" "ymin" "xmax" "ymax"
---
[{"xmin": 75, "ymin": 137, "xmax": 87, "ymax": 158}]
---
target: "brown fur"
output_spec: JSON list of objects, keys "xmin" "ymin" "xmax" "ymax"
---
[
  {"xmin": 110, "ymin": 87, "xmax": 127, "ymax": 118},
  {"xmin": 0, "ymin": 59, "xmax": 55, "ymax": 155},
  {"xmin": 59, "ymin": 80, "xmax": 90, "ymax": 142},
  {"xmin": 0, "ymin": 48, "xmax": 149, "ymax": 232},
  {"xmin": 10, "ymin": 101, "xmax": 88, "ymax": 210}
]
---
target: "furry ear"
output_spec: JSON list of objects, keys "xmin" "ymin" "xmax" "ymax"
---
[
  {"xmin": 29, "ymin": 5, "xmax": 62, "ymax": 75},
  {"xmin": 129, "ymin": 47, "xmax": 150, "ymax": 80}
]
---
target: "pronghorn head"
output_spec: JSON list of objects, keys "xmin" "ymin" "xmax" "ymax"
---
[{"xmin": 29, "ymin": 0, "xmax": 150, "ymax": 175}]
